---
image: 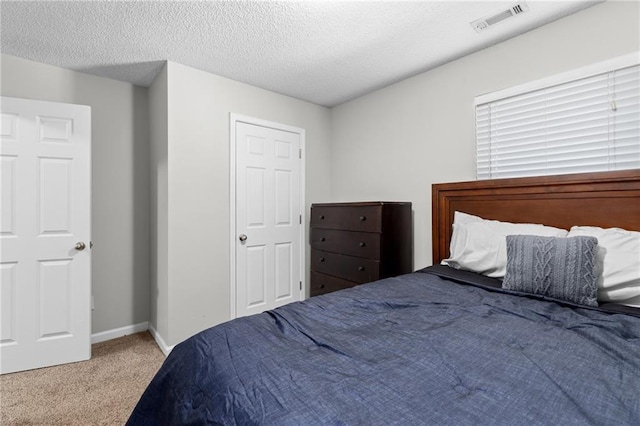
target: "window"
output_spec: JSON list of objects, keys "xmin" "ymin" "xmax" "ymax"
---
[{"xmin": 475, "ymin": 54, "xmax": 640, "ymax": 180}]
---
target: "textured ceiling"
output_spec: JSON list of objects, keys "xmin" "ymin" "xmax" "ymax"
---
[{"xmin": 1, "ymin": 1, "xmax": 600, "ymax": 107}]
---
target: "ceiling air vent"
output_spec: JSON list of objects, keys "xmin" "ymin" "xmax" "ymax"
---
[{"xmin": 471, "ymin": 2, "xmax": 530, "ymax": 33}]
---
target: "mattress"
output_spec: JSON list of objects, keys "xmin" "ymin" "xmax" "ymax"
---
[{"xmin": 128, "ymin": 266, "xmax": 640, "ymax": 425}]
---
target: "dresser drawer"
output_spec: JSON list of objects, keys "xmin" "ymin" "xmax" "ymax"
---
[
  {"xmin": 310, "ymin": 271, "xmax": 358, "ymax": 296},
  {"xmin": 311, "ymin": 229, "xmax": 381, "ymax": 259},
  {"xmin": 311, "ymin": 249, "xmax": 380, "ymax": 284},
  {"xmin": 311, "ymin": 205, "xmax": 382, "ymax": 232}
]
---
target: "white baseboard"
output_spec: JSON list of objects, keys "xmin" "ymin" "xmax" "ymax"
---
[
  {"xmin": 90, "ymin": 321, "xmax": 174, "ymax": 357},
  {"xmin": 91, "ymin": 322, "xmax": 149, "ymax": 344},
  {"xmin": 147, "ymin": 323, "xmax": 174, "ymax": 356}
]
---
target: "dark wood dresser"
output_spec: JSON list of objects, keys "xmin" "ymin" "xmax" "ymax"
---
[{"xmin": 310, "ymin": 202, "xmax": 412, "ymax": 296}]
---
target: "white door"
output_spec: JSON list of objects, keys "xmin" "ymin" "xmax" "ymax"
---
[
  {"xmin": 0, "ymin": 96, "xmax": 91, "ymax": 374},
  {"xmin": 232, "ymin": 115, "xmax": 304, "ymax": 318}
]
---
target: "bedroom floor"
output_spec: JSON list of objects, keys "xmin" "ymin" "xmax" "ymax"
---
[{"xmin": 0, "ymin": 332, "xmax": 164, "ymax": 425}]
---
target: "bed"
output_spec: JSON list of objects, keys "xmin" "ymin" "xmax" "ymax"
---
[{"xmin": 128, "ymin": 170, "xmax": 640, "ymax": 425}]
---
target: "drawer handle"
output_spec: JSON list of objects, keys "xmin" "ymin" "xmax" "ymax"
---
[
  {"xmin": 320, "ymin": 215, "xmax": 325, "ymax": 220},
  {"xmin": 320, "ymin": 257, "xmax": 325, "ymax": 262},
  {"xmin": 359, "ymin": 216, "xmax": 366, "ymax": 221},
  {"xmin": 320, "ymin": 284, "xmax": 325, "ymax": 289},
  {"xmin": 358, "ymin": 266, "xmax": 365, "ymax": 271},
  {"xmin": 359, "ymin": 242, "xmax": 366, "ymax": 247},
  {"xmin": 321, "ymin": 237, "xmax": 326, "ymax": 242}
]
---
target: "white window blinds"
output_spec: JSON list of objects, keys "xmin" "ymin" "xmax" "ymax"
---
[{"xmin": 476, "ymin": 62, "xmax": 640, "ymax": 180}]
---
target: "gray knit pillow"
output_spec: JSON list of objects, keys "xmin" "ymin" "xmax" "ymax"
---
[{"xmin": 503, "ymin": 235, "xmax": 599, "ymax": 307}]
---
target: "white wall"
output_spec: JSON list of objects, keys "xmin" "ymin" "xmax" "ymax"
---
[
  {"xmin": 151, "ymin": 61, "xmax": 332, "ymax": 346},
  {"xmin": 1, "ymin": 54, "xmax": 150, "ymax": 334},
  {"xmin": 330, "ymin": 0, "xmax": 640, "ymax": 270},
  {"xmin": 148, "ymin": 64, "xmax": 169, "ymax": 342}
]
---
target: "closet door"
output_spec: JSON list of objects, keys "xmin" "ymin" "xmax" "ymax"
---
[{"xmin": 231, "ymin": 115, "xmax": 305, "ymax": 318}]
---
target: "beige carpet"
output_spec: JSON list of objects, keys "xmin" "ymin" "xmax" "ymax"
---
[{"xmin": 0, "ymin": 331, "xmax": 165, "ymax": 425}]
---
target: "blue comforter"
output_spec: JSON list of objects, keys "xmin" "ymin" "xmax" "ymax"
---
[{"xmin": 128, "ymin": 267, "xmax": 640, "ymax": 425}]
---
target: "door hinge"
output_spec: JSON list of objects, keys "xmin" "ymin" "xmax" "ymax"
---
[
  {"xmin": 299, "ymin": 148, "xmax": 302, "ymax": 159},
  {"xmin": 299, "ymin": 281, "xmax": 302, "ymax": 290},
  {"xmin": 299, "ymin": 214, "xmax": 302, "ymax": 224}
]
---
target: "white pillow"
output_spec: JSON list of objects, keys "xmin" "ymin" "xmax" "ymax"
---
[
  {"xmin": 442, "ymin": 212, "xmax": 569, "ymax": 278},
  {"xmin": 567, "ymin": 226, "xmax": 640, "ymax": 307}
]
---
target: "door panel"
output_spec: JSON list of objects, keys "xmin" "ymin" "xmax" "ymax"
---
[
  {"xmin": 235, "ymin": 119, "xmax": 303, "ymax": 318},
  {"xmin": 1, "ymin": 156, "xmax": 17, "ymax": 236},
  {"xmin": 39, "ymin": 158, "xmax": 73, "ymax": 234},
  {"xmin": 246, "ymin": 245, "xmax": 267, "ymax": 308},
  {"xmin": 0, "ymin": 96, "xmax": 91, "ymax": 374},
  {"xmin": 0, "ymin": 263, "xmax": 17, "ymax": 345},
  {"xmin": 38, "ymin": 259, "xmax": 73, "ymax": 338},
  {"xmin": 274, "ymin": 242, "xmax": 292, "ymax": 301}
]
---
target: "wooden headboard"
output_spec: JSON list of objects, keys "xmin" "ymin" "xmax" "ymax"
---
[{"xmin": 432, "ymin": 170, "xmax": 640, "ymax": 265}]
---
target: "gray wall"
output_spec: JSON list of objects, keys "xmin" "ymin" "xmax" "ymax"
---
[
  {"xmin": 330, "ymin": 0, "xmax": 640, "ymax": 270},
  {"xmin": 1, "ymin": 54, "xmax": 150, "ymax": 334},
  {"xmin": 150, "ymin": 61, "xmax": 332, "ymax": 347}
]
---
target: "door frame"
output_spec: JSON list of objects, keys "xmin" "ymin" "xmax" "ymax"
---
[{"xmin": 229, "ymin": 113, "xmax": 306, "ymax": 319}]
